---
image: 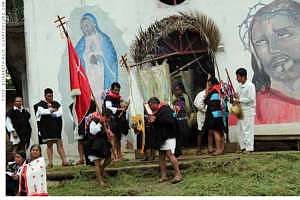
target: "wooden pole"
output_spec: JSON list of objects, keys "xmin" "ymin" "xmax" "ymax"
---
[
  {"xmin": 121, "ymin": 55, "xmax": 129, "ymax": 71},
  {"xmin": 128, "ymin": 49, "xmax": 207, "ymax": 68},
  {"xmin": 54, "ymin": 15, "xmax": 107, "ymax": 129},
  {"xmin": 54, "ymin": 16, "xmax": 69, "ymax": 38},
  {"xmin": 225, "ymin": 68, "xmax": 236, "ymax": 94},
  {"xmin": 170, "ymin": 56, "xmax": 203, "ymax": 76},
  {"xmin": 121, "ymin": 54, "xmax": 145, "ymax": 153},
  {"xmin": 214, "ymin": 54, "xmax": 221, "ymax": 81}
]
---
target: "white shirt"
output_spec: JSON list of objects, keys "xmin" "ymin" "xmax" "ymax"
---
[
  {"xmin": 6, "ymin": 106, "xmax": 25, "ymax": 144},
  {"xmin": 193, "ymin": 90, "xmax": 207, "ymax": 130},
  {"xmin": 5, "ymin": 106, "xmax": 26, "ymax": 132},
  {"xmin": 35, "ymin": 101, "xmax": 63, "ymax": 121},
  {"xmin": 105, "ymin": 101, "xmax": 117, "ymax": 114},
  {"xmin": 237, "ymin": 80, "xmax": 256, "ymax": 116},
  {"xmin": 89, "ymin": 121, "xmax": 103, "ymax": 135}
]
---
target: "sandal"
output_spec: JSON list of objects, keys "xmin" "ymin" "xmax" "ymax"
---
[{"xmin": 171, "ymin": 176, "xmax": 183, "ymax": 184}]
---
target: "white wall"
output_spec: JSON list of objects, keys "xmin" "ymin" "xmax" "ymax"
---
[{"xmin": 24, "ymin": 0, "xmax": 291, "ymax": 161}]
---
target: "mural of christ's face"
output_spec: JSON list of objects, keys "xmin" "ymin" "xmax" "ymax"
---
[
  {"xmin": 251, "ymin": 13, "xmax": 300, "ymax": 91},
  {"xmin": 80, "ymin": 17, "xmax": 96, "ymax": 36}
]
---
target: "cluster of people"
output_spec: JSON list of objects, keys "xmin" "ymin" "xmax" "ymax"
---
[
  {"xmin": 136, "ymin": 67, "xmax": 256, "ymax": 184},
  {"xmin": 5, "ymin": 82, "xmax": 130, "ymax": 192},
  {"xmin": 6, "ymin": 67, "xmax": 256, "ymax": 191},
  {"xmin": 170, "ymin": 67, "xmax": 256, "ymax": 155},
  {"xmin": 6, "ymin": 144, "xmax": 47, "ymax": 196}
]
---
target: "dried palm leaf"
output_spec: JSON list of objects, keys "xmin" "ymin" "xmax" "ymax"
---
[{"xmin": 130, "ymin": 11, "xmax": 221, "ymax": 63}]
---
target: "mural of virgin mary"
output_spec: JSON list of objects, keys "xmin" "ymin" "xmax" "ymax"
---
[{"xmin": 75, "ymin": 13, "xmax": 119, "ymax": 104}]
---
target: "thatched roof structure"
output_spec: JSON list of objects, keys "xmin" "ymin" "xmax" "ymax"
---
[{"xmin": 130, "ymin": 12, "xmax": 221, "ymax": 63}]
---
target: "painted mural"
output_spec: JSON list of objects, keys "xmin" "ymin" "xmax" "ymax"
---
[
  {"xmin": 239, "ymin": 0, "xmax": 300, "ymax": 124},
  {"xmin": 57, "ymin": 7, "xmax": 127, "ymax": 144},
  {"xmin": 75, "ymin": 13, "xmax": 119, "ymax": 105}
]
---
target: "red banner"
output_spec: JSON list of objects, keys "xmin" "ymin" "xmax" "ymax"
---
[{"xmin": 67, "ymin": 37, "xmax": 91, "ymax": 124}]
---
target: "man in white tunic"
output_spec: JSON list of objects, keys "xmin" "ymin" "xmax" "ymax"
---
[
  {"xmin": 235, "ymin": 68, "xmax": 256, "ymax": 152},
  {"xmin": 193, "ymin": 88, "xmax": 207, "ymax": 153}
]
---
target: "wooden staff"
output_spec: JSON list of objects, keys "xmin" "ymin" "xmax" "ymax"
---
[
  {"xmin": 121, "ymin": 54, "xmax": 145, "ymax": 153},
  {"xmin": 128, "ymin": 49, "xmax": 208, "ymax": 68},
  {"xmin": 214, "ymin": 55, "xmax": 221, "ymax": 82},
  {"xmin": 225, "ymin": 68, "xmax": 236, "ymax": 94},
  {"xmin": 54, "ymin": 15, "xmax": 111, "ymax": 136},
  {"xmin": 170, "ymin": 56, "xmax": 203, "ymax": 76},
  {"xmin": 119, "ymin": 55, "xmax": 130, "ymax": 118}
]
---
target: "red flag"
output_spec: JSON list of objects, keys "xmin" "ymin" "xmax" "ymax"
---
[{"xmin": 67, "ymin": 37, "xmax": 91, "ymax": 125}]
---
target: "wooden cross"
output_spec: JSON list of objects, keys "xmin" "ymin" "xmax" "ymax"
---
[
  {"xmin": 54, "ymin": 15, "xmax": 69, "ymax": 38},
  {"xmin": 120, "ymin": 54, "xmax": 129, "ymax": 71}
]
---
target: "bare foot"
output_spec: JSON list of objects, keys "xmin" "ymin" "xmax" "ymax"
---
[
  {"xmin": 98, "ymin": 179, "xmax": 108, "ymax": 187},
  {"xmin": 208, "ymin": 147, "xmax": 215, "ymax": 154},
  {"xmin": 159, "ymin": 176, "xmax": 169, "ymax": 183}
]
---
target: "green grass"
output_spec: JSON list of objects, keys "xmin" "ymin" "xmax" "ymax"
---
[{"xmin": 48, "ymin": 152, "xmax": 300, "ymax": 196}]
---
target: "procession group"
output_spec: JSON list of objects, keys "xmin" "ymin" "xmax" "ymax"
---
[{"xmin": 5, "ymin": 67, "xmax": 256, "ymax": 195}]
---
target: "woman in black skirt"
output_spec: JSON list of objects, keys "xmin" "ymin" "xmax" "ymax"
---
[
  {"xmin": 85, "ymin": 110, "xmax": 113, "ymax": 186},
  {"xmin": 204, "ymin": 76, "xmax": 225, "ymax": 155},
  {"xmin": 172, "ymin": 82, "xmax": 194, "ymax": 147}
]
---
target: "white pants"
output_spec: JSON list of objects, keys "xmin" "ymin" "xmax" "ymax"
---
[{"xmin": 238, "ymin": 114, "xmax": 255, "ymax": 151}]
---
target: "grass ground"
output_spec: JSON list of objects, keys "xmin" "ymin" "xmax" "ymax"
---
[{"xmin": 48, "ymin": 152, "xmax": 300, "ymax": 196}]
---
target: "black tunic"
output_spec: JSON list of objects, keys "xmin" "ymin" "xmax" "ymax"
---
[
  {"xmin": 6, "ymin": 162, "xmax": 21, "ymax": 196},
  {"xmin": 85, "ymin": 118, "xmax": 112, "ymax": 159},
  {"xmin": 152, "ymin": 105, "xmax": 177, "ymax": 149},
  {"xmin": 6, "ymin": 108, "xmax": 32, "ymax": 149},
  {"xmin": 203, "ymin": 89, "xmax": 224, "ymax": 132},
  {"xmin": 144, "ymin": 111, "xmax": 156, "ymax": 150},
  {"xmin": 33, "ymin": 101, "xmax": 62, "ymax": 144},
  {"xmin": 103, "ymin": 95, "xmax": 129, "ymax": 141}
]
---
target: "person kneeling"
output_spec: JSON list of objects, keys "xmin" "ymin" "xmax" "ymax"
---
[{"xmin": 86, "ymin": 110, "xmax": 113, "ymax": 186}]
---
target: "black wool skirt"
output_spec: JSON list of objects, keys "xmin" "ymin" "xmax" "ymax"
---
[{"xmin": 85, "ymin": 136, "xmax": 112, "ymax": 159}]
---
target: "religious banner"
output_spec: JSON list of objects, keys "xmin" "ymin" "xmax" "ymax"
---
[
  {"xmin": 137, "ymin": 59, "xmax": 172, "ymax": 105},
  {"xmin": 67, "ymin": 37, "xmax": 92, "ymax": 125}
]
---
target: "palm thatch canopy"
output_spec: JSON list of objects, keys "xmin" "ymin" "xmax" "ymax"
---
[{"xmin": 130, "ymin": 11, "xmax": 221, "ymax": 63}]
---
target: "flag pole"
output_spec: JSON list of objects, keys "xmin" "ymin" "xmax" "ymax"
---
[
  {"xmin": 225, "ymin": 68, "xmax": 236, "ymax": 94},
  {"xmin": 54, "ymin": 15, "xmax": 109, "ymax": 131},
  {"xmin": 54, "ymin": 15, "xmax": 104, "ymax": 113},
  {"xmin": 120, "ymin": 54, "xmax": 145, "ymax": 153}
]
